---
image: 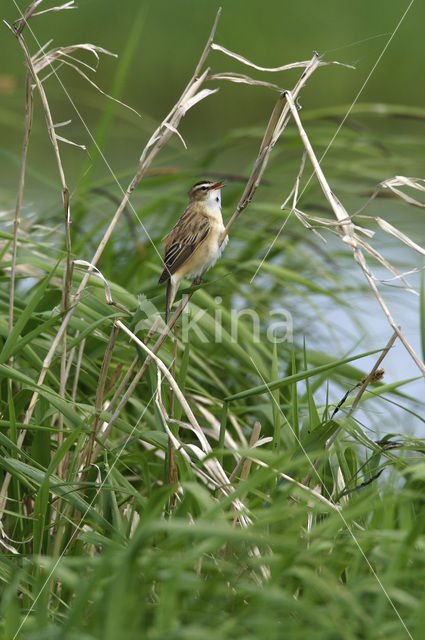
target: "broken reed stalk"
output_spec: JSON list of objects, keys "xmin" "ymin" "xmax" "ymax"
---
[{"xmin": 284, "ymin": 89, "xmax": 425, "ymax": 376}]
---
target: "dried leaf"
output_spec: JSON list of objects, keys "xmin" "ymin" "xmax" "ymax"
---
[
  {"xmin": 56, "ymin": 135, "xmax": 87, "ymax": 151},
  {"xmin": 209, "ymin": 72, "xmax": 282, "ymax": 91},
  {"xmin": 31, "ymin": 43, "xmax": 140, "ymax": 117},
  {"xmin": 290, "ymin": 209, "xmax": 375, "ymax": 238},
  {"xmin": 211, "ymin": 43, "xmax": 317, "ymax": 73},
  {"xmin": 50, "ymin": 119, "xmax": 72, "ymax": 128},
  {"xmin": 163, "ymin": 123, "xmax": 187, "ymax": 149},
  {"xmin": 32, "ymin": 2, "xmax": 76, "ymax": 17},
  {"xmin": 32, "ymin": 43, "xmax": 117, "ymax": 74},
  {"xmin": 376, "ymin": 217, "xmax": 425, "ymax": 257},
  {"xmin": 73, "ymin": 260, "xmax": 113, "ymax": 305},
  {"xmin": 378, "ymin": 175, "xmax": 425, "ymax": 208},
  {"xmin": 356, "ymin": 236, "xmax": 417, "ymax": 294},
  {"xmin": 180, "ymin": 87, "xmax": 219, "ymax": 115}
]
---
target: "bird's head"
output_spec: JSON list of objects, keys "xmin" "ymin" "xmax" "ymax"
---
[{"xmin": 188, "ymin": 180, "xmax": 224, "ymax": 203}]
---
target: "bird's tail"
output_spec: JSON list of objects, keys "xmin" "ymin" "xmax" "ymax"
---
[{"xmin": 165, "ymin": 278, "xmax": 178, "ymax": 324}]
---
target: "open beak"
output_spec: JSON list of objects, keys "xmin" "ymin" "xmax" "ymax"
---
[{"xmin": 209, "ymin": 181, "xmax": 225, "ymax": 190}]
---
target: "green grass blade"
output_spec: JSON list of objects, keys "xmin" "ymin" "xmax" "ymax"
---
[
  {"xmin": 225, "ymin": 348, "xmax": 384, "ymax": 400},
  {"xmin": 0, "ymin": 266, "xmax": 58, "ymax": 364}
]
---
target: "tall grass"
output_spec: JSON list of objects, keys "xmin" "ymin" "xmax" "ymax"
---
[{"xmin": 1, "ymin": 3, "xmax": 425, "ymax": 639}]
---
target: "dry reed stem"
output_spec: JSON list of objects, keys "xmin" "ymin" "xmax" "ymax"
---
[
  {"xmin": 229, "ymin": 421, "xmax": 263, "ymax": 484},
  {"xmin": 284, "ymin": 90, "xmax": 425, "ymax": 376},
  {"xmin": 31, "ymin": 1, "xmax": 76, "ymax": 19},
  {"xmin": 13, "ymin": 0, "xmax": 76, "ymax": 34},
  {"xmin": 117, "ymin": 321, "xmax": 212, "ymax": 452},
  {"xmin": 208, "ymin": 72, "xmax": 282, "ymax": 92},
  {"xmin": 58, "ymin": 188, "xmax": 72, "ymax": 475},
  {"xmin": 83, "ymin": 323, "xmax": 120, "ymax": 472},
  {"xmin": 210, "ymin": 43, "xmax": 354, "ymax": 74},
  {"xmin": 347, "ymin": 329, "xmax": 399, "ymax": 418},
  {"xmin": 293, "ymin": 205, "xmax": 416, "ymax": 292},
  {"xmin": 71, "ymin": 337, "xmax": 86, "ymax": 402},
  {"xmin": 327, "ymin": 332, "xmax": 397, "ymax": 464},
  {"xmin": 32, "ymin": 43, "xmax": 139, "ymax": 117},
  {"xmin": 4, "ymin": 23, "xmax": 68, "ymax": 197},
  {"xmin": 354, "ymin": 236, "xmax": 415, "ymax": 294},
  {"xmin": 1, "ymin": 4, "xmax": 75, "ymax": 507},
  {"xmin": 73, "ymin": 261, "xmax": 132, "ymax": 315},
  {"xmin": 87, "ymin": 331, "xmax": 160, "ymax": 463},
  {"xmin": 8, "ymin": 72, "xmax": 33, "ymax": 345},
  {"xmin": 12, "ymin": 0, "xmax": 43, "ymax": 34},
  {"xmin": 106, "ymin": 319, "xmax": 161, "ymax": 411}
]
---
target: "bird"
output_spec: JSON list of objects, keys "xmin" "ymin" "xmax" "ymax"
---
[{"xmin": 158, "ymin": 179, "xmax": 228, "ymax": 323}]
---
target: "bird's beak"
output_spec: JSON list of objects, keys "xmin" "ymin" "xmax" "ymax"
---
[{"xmin": 210, "ymin": 181, "xmax": 225, "ymax": 190}]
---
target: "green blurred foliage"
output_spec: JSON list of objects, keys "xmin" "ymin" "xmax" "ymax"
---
[{"xmin": 1, "ymin": 0, "xmax": 425, "ymax": 209}]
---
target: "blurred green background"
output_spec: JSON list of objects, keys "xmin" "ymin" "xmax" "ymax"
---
[
  {"xmin": 1, "ymin": 0, "xmax": 425, "ymax": 208},
  {"xmin": 1, "ymin": 0, "xmax": 425, "ymax": 424}
]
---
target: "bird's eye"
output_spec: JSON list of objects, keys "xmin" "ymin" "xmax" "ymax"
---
[{"xmin": 201, "ymin": 186, "xmax": 207, "ymax": 191}]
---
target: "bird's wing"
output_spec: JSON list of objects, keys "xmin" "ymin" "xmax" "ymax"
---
[{"xmin": 158, "ymin": 211, "xmax": 210, "ymax": 283}]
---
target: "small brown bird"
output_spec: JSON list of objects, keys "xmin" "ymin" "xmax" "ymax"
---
[{"xmin": 158, "ymin": 180, "xmax": 228, "ymax": 322}]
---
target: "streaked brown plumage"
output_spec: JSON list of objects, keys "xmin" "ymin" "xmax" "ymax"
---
[{"xmin": 159, "ymin": 180, "xmax": 228, "ymax": 322}]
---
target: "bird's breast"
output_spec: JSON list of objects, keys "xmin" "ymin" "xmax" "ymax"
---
[{"xmin": 183, "ymin": 216, "xmax": 227, "ymax": 280}]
